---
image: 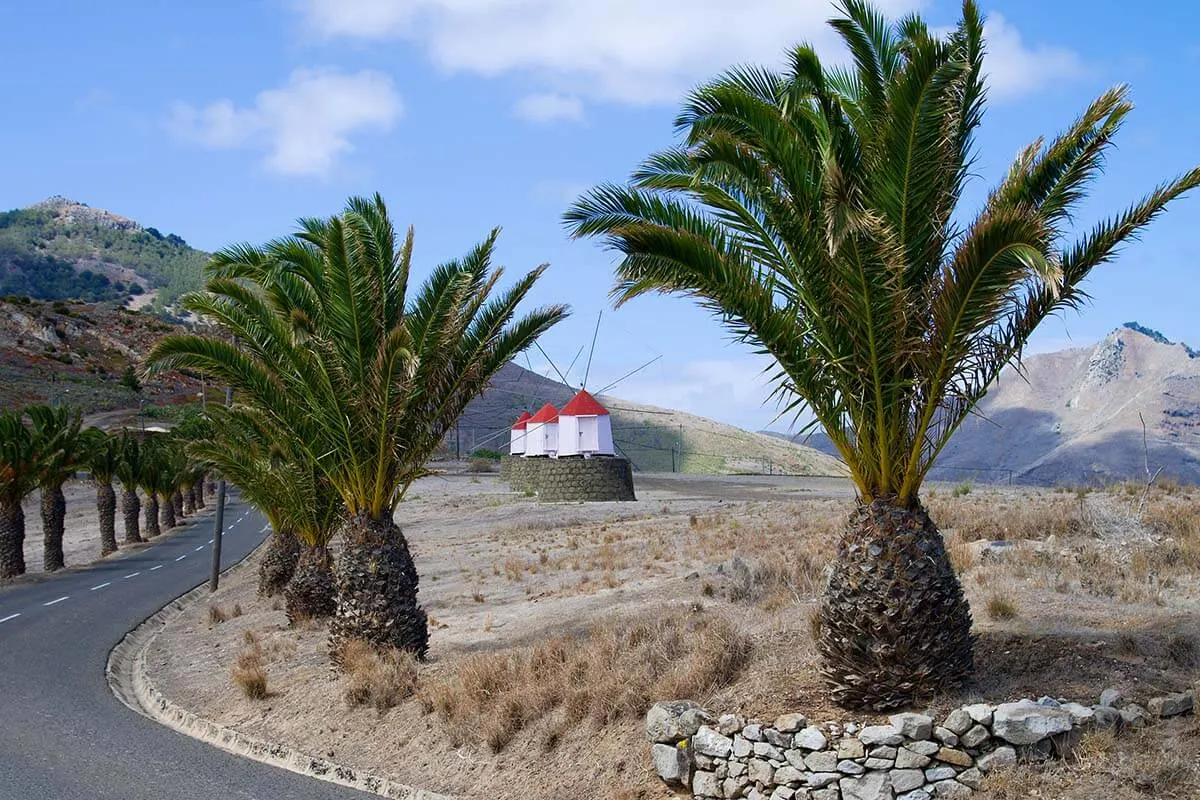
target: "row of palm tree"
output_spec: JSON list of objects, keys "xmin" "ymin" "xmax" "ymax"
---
[
  {"xmin": 146, "ymin": 194, "xmax": 567, "ymax": 663},
  {"xmin": 0, "ymin": 406, "xmax": 209, "ymax": 580}
]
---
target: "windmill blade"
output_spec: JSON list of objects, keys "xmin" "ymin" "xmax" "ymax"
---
[{"xmin": 583, "ymin": 310, "xmax": 602, "ymax": 390}]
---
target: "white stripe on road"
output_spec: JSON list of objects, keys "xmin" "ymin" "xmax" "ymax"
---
[
  {"xmin": 175, "ymin": 555, "xmax": 187, "ymax": 562},
  {"xmin": 124, "ymin": 572, "xmax": 140, "ymax": 579},
  {"xmin": 260, "ymin": 525, "xmax": 270, "ymax": 533},
  {"xmin": 43, "ymin": 596, "xmax": 69, "ymax": 606},
  {"xmin": 90, "ymin": 582, "xmax": 111, "ymax": 591},
  {"xmin": 150, "ymin": 565, "xmax": 163, "ymax": 571},
  {"xmin": 0, "ymin": 613, "xmax": 21, "ymax": 624},
  {"xmin": 194, "ymin": 546, "xmax": 204, "ymax": 552},
  {"xmin": 208, "ymin": 539, "xmax": 214, "ymax": 544}
]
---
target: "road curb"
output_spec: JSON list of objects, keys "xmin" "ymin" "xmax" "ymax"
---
[{"xmin": 106, "ymin": 538, "xmax": 451, "ymax": 800}]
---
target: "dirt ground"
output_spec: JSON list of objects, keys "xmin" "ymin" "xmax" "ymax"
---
[{"xmin": 147, "ymin": 473, "xmax": 1200, "ymax": 799}]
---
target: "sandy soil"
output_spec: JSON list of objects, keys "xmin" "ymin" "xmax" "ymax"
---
[{"xmin": 147, "ymin": 474, "xmax": 1200, "ymax": 799}]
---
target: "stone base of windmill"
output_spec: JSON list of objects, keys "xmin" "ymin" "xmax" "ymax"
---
[{"xmin": 502, "ymin": 456, "xmax": 636, "ymax": 502}]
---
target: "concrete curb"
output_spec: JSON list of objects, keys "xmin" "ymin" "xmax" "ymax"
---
[{"xmin": 106, "ymin": 538, "xmax": 451, "ymax": 800}]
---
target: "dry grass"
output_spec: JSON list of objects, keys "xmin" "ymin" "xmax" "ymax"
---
[
  {"xmin": 983, "ymin": 721, "xmax": 1200, "ymax": 800},
  {"xmin": 230, "ymin": 646, "xmax": 269, "ymax": 699},
  {"xmin": 341, "ymin": 639, "xmax": 420, "ymax": 712},
  {"xmin": 986, "ymin": 591, "xmax": 1019, "ymax": 620},
  {"xmin": 418, "ymin": 609, "xmax": 751, "ymax": 753},
  {"xmin": 208, "ymin": 604, "xmax": 229, "ymax": 624}
]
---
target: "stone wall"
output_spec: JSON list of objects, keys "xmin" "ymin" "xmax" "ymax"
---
[
  {"xmin": 647, "ymin": 687, "xmax": 1196, "ymax": 800},
  {"xmin": 501, "ymin": 456, "xmax": 636, "ymax": 502}
]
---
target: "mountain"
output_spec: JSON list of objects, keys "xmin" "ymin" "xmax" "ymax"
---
[
  {"xmin": 766, "ymin": 324, "xmax": 1200, "ymax": 486},
  {"xmin": 0, "ymin": 197, "xmax": 208, "ymax": 310},
  {"xmin": 455, "ymin": 362, "xmax": 844, "ymax": 475}
]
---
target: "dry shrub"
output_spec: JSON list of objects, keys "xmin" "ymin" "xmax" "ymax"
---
[
  {"xmin": 945, "ymin": 531, "xmax": 976, "ymax": 573},
  {"xmin": 341, "ymin": 639, "xmax": 419, "ymax": 711},
  {"xmin": 724, "ymin": 551, "xmax": 825, "ymax": 607},
  {"xmin": 230, "ymin": 603, "xmax": 243, "ymax": 618},
  {"xmin": 467, "ymin": 458, "xmax": 496, "ymax": 473},
  {"xmin": 930, "ymin": 492, "xmax": 1076, "ymax": 542},
  {"xmin": 230, "ymin": 646, "xmax": 268, "ymax": 699},
  {"xmin": 208, "ymin": 604, "xmax": 229, "ymax": 624},
  {"xmin": 418, "ymin": 610, "xmax": 751, "ymax": 752},
  {"xmin": 1166, "ymin": 633, "xmax": 1197, "ymax": 669},
  {"xmin": 986, "ymin": 592, "xmax": 1019, "ymax": 620}
]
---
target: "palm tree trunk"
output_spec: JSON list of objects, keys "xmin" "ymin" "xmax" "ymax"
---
[
  {"xmin": 329, "ymin": 513, "xmax": 428, "ymax": 665},
  {"xmin": 284, "ymin": 544, "xmax": 335, "ymax": 625},
  {"xmin": 193, "ymin": 482, "xmax": 205, "ymax": 509},
  {"xmin": 0, "ymin": 502, "xmax": 26, "ymax": 579},
  {"xmin": 817, "ymin": 498, "xmax": 974, "ymax": 710},
  {"xmin": 97, "ymin": 479, "xmax": 118, "ymax": 557},
  {"xmin": 182, "ymin": 486, "xmax": 196, "ymax": 515},
  {"xmin": 41, "ymin": 484, "xmax": 67, "ymax": 572},
  {"xmin": 160, "ymin": 492, "xmax": 176, "ymax": 530},
  {"xmin": 172, "ymin": 489, "xmax": 185, "ymax": 519},
  {"xmin": 121, "ymin": 486, "xmax": 142, "ymax": 544},
  {"xmin": 258, "ymin": 529, "xmax": 301, "ymax": 597},
  {"xmin": 143, "ymin": 492, "xmax": 161, "ymax": 538}
]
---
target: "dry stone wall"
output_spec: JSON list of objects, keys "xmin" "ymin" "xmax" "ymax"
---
[
  {"xmin": 647, "ymin": 687, "xmax": 1195, "ymax": 800},
  {"xmin": 501, "ymin": 456, "xmax": 635, "ymax": 502}
]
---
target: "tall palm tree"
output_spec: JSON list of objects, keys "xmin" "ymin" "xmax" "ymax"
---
[
  {"xmin": 82, "ymin": 427, "xmax": 122, "ymax": 557},
  {"xmin": 147, "ymin": 194, "xmax": 567, "ymax": 661},
  {"xmin": 114, "ymin": 432, "xmax": 144, "ymax": 544},
  {"xmin": 28, "ymin": 405, "xmax": 84, "ymax": 572},
  {"xmin": 0, "ymin": 411, "xmax": 37, "ymax": 579},
  {"xmin": 189, "ymin": 406, "xmax": 341, "ymax": 618},
  {"xmin": 565, "ymin": 1, "xmax": 1200, "ymax": 709}
]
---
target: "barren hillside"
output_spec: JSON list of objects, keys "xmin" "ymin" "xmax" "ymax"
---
[{"xmin": 771, "ymin": 325, "xmax": 1200, "ymax": 485}]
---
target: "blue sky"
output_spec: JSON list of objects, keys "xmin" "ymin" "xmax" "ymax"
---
[{"xmin": 2, "ymin": 1, "xmax": 1197, "ymax": 431}]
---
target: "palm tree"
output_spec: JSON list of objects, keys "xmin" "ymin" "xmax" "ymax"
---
[
  {"xmin": 0, "ymin": 411, "xmax": 37, "ymax": 579},
  {"xmin": 139, "ymin": 436, "xmax": 164, "ymax": 538},
  {"xmin": 189, "ymin": 406, "xmax": 341, "ymax": 618},
  {"xmin": 114, "ymin": 432, "xmax": 144, "ymax": 544},
  {"xmin": 565, "ymin": 1, "xmax": 1200, "ymax": 709},
  {"xmin": 147, "ymin": 194, "xmax": 567, "ymax": 661},
  {"xmin": 81, "ymin": 427, "xmax": 122, "ymax": 557},
  {"xmin": 28, "ymin": 405, "xmax": 84, "ymax": 572}
]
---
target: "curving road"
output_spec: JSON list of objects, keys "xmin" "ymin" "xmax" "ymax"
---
[{"xmin": 0, "ymin": 496, "xmax": 370, "ymax": 800}]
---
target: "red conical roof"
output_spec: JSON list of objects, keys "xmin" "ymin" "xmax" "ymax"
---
[
  {"xmin": 511, "ymin": 411, "xmax": 532, "ymax": 430},
  {"xmin": 560, "ymin": 389, "xmax": 609, "ymax": 417},
  {"xmin": 528, "ymin": 403, "xmax": 559, "ymax": 424}
]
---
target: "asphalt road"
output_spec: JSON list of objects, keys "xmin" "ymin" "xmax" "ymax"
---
[{"xmin": 0, "ymin": 495, "xmax": 370, "ymax": 800}]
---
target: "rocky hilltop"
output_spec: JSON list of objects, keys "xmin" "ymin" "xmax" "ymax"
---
[
  {"xmin": 0, "ymin": 197, "xmax": 208, "ymax": 309},
  {"xmin": 771, "ymin": 324, "xmax": 1200, "ymax": 485}
]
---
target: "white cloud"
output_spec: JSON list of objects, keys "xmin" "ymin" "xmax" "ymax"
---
[
  {"xmin": 293, "ymin": 0, "xmax": 923, "ymax": 105},
  {"xmin": 514, "ymin": 92, "xmax": 584, "ymax": 123},
  {"xmin": 292, "ymin": 1, "xmax": 1082, "ymax": 108},
  {"xmin": 169, "ymin": 68, "xmax": 402, "ymax": 177},
  {"xmin": 982, "ymin": 13, "xmax": 1086, "ymax": 99}
]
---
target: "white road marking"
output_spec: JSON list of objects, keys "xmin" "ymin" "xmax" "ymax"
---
[
  {"xmin": 150, "ymin": 565, "xmax": 163, "ymax": 571},
  {"xmin": 124, "ymin": 572, "xmax": 140, "ymax": 579},
  {"xmin": 0, "ymin": 613, "xmax": 21, "ymax": 624},
  {"xmin": 43, "ymin": 596, "xmax": 69, "ymax": 607},
  {"xmin": 208, "ymin": 539, "xmax": 214, "ymax": 544},
  {"xmin": 175, "ymin": 555, "xmax": 186, "ymax": 562},
  {"xmin": 260, "ymin": 524, "xmax": 270, "ymax": 533},
  {"xmin": 194, "ymin": 546, "xmax": 204, "ymax": 552},
  {"xmin": 90, "ymin": 582, "xmax": 111, "ymax": 591}
]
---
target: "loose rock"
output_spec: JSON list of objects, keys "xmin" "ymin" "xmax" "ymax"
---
[
  {"xmin": 651, "ymin": 743, "xmax": 691, "ymax": 786},
  {"xmin": 992, "ymin": 700, "xmax": 1072, "ymax": 745},
  {"xmin": 694, "ymin": 726, "xmax": 734, "ymax": 759},
  {"xmin": 889, "ymin": 712, "xmax": 934, "ymax": 741}
]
